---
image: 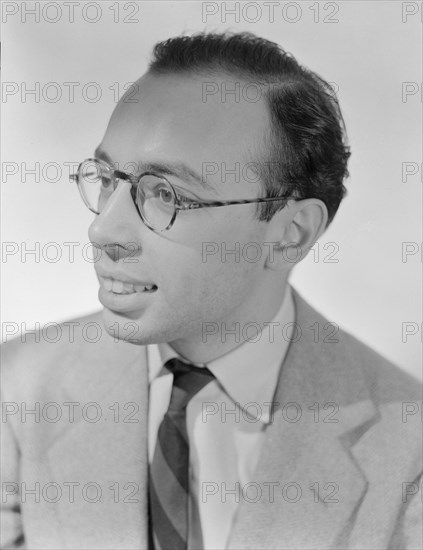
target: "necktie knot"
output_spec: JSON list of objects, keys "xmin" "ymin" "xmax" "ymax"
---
[{"xmin": 164, "ymin": 358, "xmax": 215, "ymax": 411}]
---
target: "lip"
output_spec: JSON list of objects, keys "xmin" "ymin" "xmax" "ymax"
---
[
  {"xmin": 98, "ymin": 286, "xmax": 157, "ymax": 313},
  {"xmin": 98, "ymin": 275, "xmax": 156, "ymax": 294},
  {"xmin": 95, "ymin": 266, "xmax": 155, "ymax": 287},
  {"xmin": 94, "ymin": 265, "xmax": 158, "ymax": 313}
]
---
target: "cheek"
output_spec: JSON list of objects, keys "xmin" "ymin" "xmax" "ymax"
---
[
  {"xmin": 147, "ymin": 212, "xmax": 267, "ymax": 311},
  {"xmin": 158, "ymin": 240, "xmax": 263, "ymax": 316}
]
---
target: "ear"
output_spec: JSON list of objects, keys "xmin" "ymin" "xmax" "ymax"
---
[{"xmin": 264, "ymin": 198, "xmax": 328, "ymax": 270}]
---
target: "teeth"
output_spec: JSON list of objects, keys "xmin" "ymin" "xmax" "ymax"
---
[
  {"xmin": 112, "ymin": 280, "xmax": 124, "ymax": 293},
  {"xmin": 104, "ymin": 278, "xmax": 113, "ymax": 291},
  {"xmin": 102, "ymin": 277, "xmax": 156, "ymax": 294}
]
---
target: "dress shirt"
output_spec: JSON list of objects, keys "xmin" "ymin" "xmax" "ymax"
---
[{"xmin": 147, "ymin": 285, "xmax": 296, "ymax": 550}]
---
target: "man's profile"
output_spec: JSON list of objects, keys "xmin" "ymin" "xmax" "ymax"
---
[{"xmin": 1, "ymin": 31, "xmax": 421, "ymax": 550}]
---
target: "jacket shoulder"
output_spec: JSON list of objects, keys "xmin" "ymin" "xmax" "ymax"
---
[
  {"xmin": 292, "ymin": 287, "xmax": 422, "ymax": 404},
  {"xmin": 341, "ymin": 326, "xmax": 421, "ymax": 403},
  {"xmin": 2, "ymin": 310, "xmax": 103, "ymax": 371},
  {"xmin": 1, "ymin": 310, "xmax": 142, "ymax": 401}
]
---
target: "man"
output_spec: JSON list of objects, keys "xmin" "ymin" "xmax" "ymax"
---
[{"xmin": 1, "ymin": 31, "xmax": 421, "ymax": 550}]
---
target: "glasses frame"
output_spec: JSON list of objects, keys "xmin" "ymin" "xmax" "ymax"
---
[{"xmin": 70, "ymin": 158, "xmax": 298, "ymax": 232}]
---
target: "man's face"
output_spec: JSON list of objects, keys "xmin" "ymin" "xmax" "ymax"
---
[{"xmin": 89, "ymin": 72, "xmax": 281, "ymax": 350}]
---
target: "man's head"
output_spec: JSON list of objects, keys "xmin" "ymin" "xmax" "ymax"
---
[{"xmin": 88, "ymin": 31, "xmax": 350, "ymax": 360}]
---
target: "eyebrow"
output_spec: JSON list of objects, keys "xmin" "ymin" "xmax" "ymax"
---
[{"xmin": 94, "ymin": 147, "xmax": 216, "ymax": 194}]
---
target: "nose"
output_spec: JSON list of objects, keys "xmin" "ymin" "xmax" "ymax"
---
[{"xmin": 88, "ymin": 180, "xmax": 143, "ymax": 262}]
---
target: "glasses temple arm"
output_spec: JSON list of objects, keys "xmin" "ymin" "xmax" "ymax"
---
[{"xmin": 176, "ymin": 195, "xmax": 296, "ymax": 210}]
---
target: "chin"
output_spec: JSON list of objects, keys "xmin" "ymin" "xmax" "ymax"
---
[
  {"xmin": 100, "ymin": 307, "xmax": 146, "ymax": 344},
  {"xmin": 99, "ymin": 307, "xmax": 173, "ymax": 346}
]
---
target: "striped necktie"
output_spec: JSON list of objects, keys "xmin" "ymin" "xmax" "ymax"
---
[{"xmin": 149, "ymin": 357, "xmax": 215, "ymax": 550}]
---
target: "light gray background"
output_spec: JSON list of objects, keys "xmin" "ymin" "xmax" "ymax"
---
[{"xmin": 2, "ymin": 1, "xmax": 422, "ymax": 379}]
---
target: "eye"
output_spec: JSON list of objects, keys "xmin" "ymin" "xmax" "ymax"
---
[
  {"xmin": 158, "ymin": 186, "xmax": 173, "ymax": 204},
  {"xmin": 101, "ymin": 175, "xmax": 114, "ymax": 189}
]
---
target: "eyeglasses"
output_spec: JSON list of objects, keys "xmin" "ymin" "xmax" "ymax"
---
[{"xmin": 70, "ymin": 158, "xmax": 297, "ymax": 233}]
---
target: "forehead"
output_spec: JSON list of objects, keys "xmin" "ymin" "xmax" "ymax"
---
[{"xmin": 100, "ymin": 72, "xmax": 271, "ymax": 186}]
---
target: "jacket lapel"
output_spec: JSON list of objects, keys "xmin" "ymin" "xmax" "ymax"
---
[
  {"xmin": 45, "ymin": 320, "xmax": 150, "ymax": 549},
  {"xmin": 227, "ymin": 290, "xmax": 379, "ymax": 550}
]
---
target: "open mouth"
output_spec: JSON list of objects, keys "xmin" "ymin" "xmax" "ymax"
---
[{"xmin": 100, "ymin": 276, "xmax": 158, "ymax": 295}]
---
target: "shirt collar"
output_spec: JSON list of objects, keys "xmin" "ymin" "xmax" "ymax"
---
[{"xmin": 147, "ymin": 285, "xmax": 296, "ymax": 424}]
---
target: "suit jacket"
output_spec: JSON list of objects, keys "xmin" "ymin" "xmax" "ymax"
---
[{"xmin": 1, "ymin": 289, "xmax": 422, "ymax": 550}]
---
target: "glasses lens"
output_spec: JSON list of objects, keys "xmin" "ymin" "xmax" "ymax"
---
[
  {"xmin": 137, "ymin": 175, "xmax": 176, "ymax": 231},
  {"xmin": 77, "ymin": 159, "xmax": 115, "ymax": 214}
]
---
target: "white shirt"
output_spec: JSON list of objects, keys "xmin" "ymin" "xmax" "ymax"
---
[{"xmin": 147, "ymin": 285, "xmax": 296, "ymax": 549}]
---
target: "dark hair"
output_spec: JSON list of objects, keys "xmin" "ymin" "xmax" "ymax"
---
[{"xmin": 148, "ymin": 31, "xmax": 350, "ymax": 226}]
